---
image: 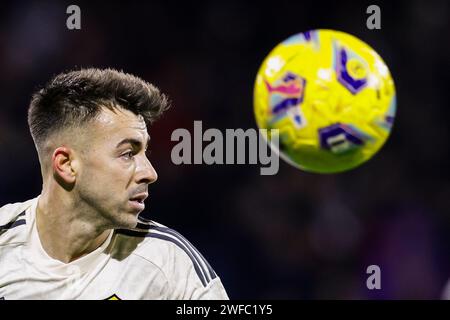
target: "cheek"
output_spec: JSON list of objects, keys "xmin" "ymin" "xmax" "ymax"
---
[
  {"xmin": 77, "ymin": 164, "xmax": 130, "ymax": 209},
  {"xmin": 80, "ymin": 157, "xmax": 133, "ymax": 192}
]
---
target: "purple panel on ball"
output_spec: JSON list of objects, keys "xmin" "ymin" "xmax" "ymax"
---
[
  {"xmin": 319, "ymin": 123, "xmax": 365, "ymax": 151},
  {"xmin": 336, "ymin": 48, "xmax": 367, "ymax": 94}
]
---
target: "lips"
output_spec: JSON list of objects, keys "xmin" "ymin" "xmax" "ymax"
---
[
  {"xmin": 128, "ymin": 193, "xmax": 148, "ymax": 212},
  {"xmin": 130, "ymin": 193, "xmax": 148, "ymax": 203}
]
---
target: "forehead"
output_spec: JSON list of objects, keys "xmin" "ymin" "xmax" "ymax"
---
[{"xmin": 90, "ymin": 107, "xmax": 148, "ymax": 143}]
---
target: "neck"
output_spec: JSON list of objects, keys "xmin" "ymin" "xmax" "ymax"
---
[{"xmin": 36, "ymin": 188, "xmax": 111, "ymax": 263}]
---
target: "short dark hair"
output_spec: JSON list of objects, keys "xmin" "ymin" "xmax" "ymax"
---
[{"xmin": 28, "ymin": 68, "xmax": 170, "ymax": 149}]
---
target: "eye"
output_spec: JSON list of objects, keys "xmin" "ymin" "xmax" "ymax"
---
[{"xmin": 121, "ymin": 151, "xmax": 135, "ymax": 160}]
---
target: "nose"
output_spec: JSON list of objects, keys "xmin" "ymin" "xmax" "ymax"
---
[{"xmin": 136, "ymin": 155, "xmax": 158, "ymax": 185}]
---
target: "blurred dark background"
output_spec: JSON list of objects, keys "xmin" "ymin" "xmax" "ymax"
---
[{"xmin": 0, "ymin": 0, "xmax": 449, "ymax": 299}]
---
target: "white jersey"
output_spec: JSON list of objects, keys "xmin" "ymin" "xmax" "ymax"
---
[
  {"xmin": 442, "ymin": 280, "xmax": 450, "ymax": 300},
  {"xmin": 0, "ymin": 197, "xmax": 229, "ymax": 300}
]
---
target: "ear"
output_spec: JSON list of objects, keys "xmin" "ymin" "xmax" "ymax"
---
[{"xmin": 52, "ymin": 146, "xmax": 76, "ymax": 184}]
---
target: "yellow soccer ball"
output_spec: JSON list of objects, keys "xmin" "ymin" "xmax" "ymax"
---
[{"xmin": 254, "ymin": 29, "xmax": 396, "ymax": 173}]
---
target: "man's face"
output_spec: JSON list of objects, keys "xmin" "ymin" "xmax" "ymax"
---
[{"xmin": 74, "ymin": 107, "xmax": 157, "ymax": 229}]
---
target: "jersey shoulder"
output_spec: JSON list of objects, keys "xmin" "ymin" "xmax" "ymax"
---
[
  {"xmin": 442, "ymin": 279, "xmax": 450, "ymax": 300},
  {"xmin": 0, "ymin": 198, "xmax": 35, "ymax": 225},
  {"xmin": 0, "ymin": 198, "xmax": 35, "ymax": 245},
  {"xmin": 113, "ymin": 219, "xmax": 219, "ymax": 289}
]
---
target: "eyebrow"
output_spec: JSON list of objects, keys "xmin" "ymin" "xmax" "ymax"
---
[{"xmin": 116, "ymin": 136, "xmax": 150, "ymax": 150}]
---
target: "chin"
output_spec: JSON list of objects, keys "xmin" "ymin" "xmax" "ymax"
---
[
  {"xmin": 123, "ymin": 213, "xmax": 140, "ymax": 229},
  {"xmin": 110, "ymin": 211, "xmax": 139, "ymax": 230}
]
